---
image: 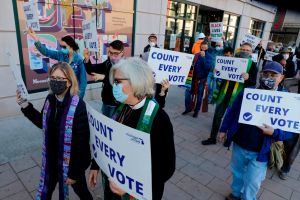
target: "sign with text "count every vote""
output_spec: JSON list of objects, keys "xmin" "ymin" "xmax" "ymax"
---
[
  {"xmin": 147, "ymin": 48, "xmax": 194, "ymax": 85},
  {"xmin": 86, "ymin": 104, "xmax": 152, "ymax": 200},
  {"xmin": 239, "ymin": 88, "xmax": 300, "ymax": 134},
  {"xmin": 214, "ymin": 56, "xmax": 248, "ymax": 83}
]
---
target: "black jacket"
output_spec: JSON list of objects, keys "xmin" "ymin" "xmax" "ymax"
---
[
  {"xmin": 144, "ymin": 44, "xmax": 159, "ymax": 53},
  {"xmin": 244, "ymin": 61, "xmax": 258, "ymax": 88},
  {"xmin": 84, "ymin": 59, "xmax": 118, "ymax": 106},
  {"xmin": 21, "ymin": 93, "xmax": 91, "ymax": 180}
]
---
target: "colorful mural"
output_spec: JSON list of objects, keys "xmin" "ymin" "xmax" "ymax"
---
[{"xmin": 14, "ymin": 0, "xmax": 134, "ymax": 92}]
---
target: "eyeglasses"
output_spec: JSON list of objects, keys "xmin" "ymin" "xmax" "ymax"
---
[
  {"xmin": 49, "ymin": 76, "xmax": 68, "ymax": 81},
  {"xmin": 113, "ymin": 78, "xmax": 129, "ymax": 85},
  {"xmin": 108, "ymin": 50, "xmax": 123, "ymax": 57}
]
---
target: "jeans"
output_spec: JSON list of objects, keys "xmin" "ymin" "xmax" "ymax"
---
[
  {"xmin": 101, "ymin": 104, "xmax": 116, "ymax": 118},
  {"xmin": 207, "ymin": 72, "xmax": 216, "ymax": 103},
  {"xmin": 231, "ymin": 143, "xmax": 267, "ymax": 200},
  {"xmin": 184, "ymin": 81, "xmax": 205, "ymax": 112},
  {"xmin": 210, "ymin": 100, "xmax": 229, "ymax": 139}
]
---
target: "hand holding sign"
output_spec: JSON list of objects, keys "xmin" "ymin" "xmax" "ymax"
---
[
  {"xmin": 109, "ymin": 178, "xmax": 127, "ymax": 196},
  {"xmin": 257, "ymin": 123, "xmax": 274, "ymax": 136},
  {"xmin": 27, "ymin": 27, "xmax": 38, "ymax": 42},
  {"xmin": 16, "ymin": 90, "xmax": 29, "ymax": 108}
]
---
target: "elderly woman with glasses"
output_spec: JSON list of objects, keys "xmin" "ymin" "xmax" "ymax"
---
[
  {"xmin": 16, "ymin": 62, "xmax": 93, "ymax": 200},
  {"xmin": 89, "ymin": 57, "xmax": 176, "ymax": 200}
]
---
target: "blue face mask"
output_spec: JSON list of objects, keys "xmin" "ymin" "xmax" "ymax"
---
[
  {"xmin": 113, "ymin": 83, "xmax": 128, "ymax": 103},
  {"xmin": 61, "ymin": 47, "xmax": 69, "ymax": 54}
]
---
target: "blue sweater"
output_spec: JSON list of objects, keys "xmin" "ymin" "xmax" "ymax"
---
[
  {"xmin": 34, "ymin": 41, "xmax": 87, "ymax": 98},
  {"xmin": 194, "ymin": 51, "xmax": 213, "ymax": 80},
  {"xmin": 220, "ymin": 87, "xmax": 295, "ymax": 162}
]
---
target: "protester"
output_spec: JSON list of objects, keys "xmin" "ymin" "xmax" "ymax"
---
[
  {"xmin": 182, "ymin": 41, "xmax": 213, "ymax": 118},
  {"xmin": 202, "ymin": 43, "xmax": 258, "ymax": 145},
  {"xmin": 217, "ymin": 61, "xmax": 295, "ymax": 200},
  {"xmin": 281, "ymin": 48, "xmax": 296, "ymax": 78},
  {"xmin": 83, "ymin": 40, "xmax": 124, "ymax": 117},
  {"xmin": 27, "ymin": 27, "xmax": 87, "ymax": 98},
  {"xmin": 192, "ymin": 32, "xmax": 205, "ymax": 54},
  {"xmin": 254, "ymin": 41, "xmax": 266, "ymax": 65},
  {"xmin": 89, "ymin": 57, "xmax": 175, "ymax": 200},
  {"xmin": 143, "ymin": 33, "xmax": 159, "ymax": 53},
  {"xmin": 263, "ymin": 42, "xmax": 276, "ymax": 67},
  {"xmin": 16, "ymin": 62, "xmax": 93, "ymax": 200}
]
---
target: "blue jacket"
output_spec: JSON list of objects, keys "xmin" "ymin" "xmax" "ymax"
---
[
  {"xmin": 194, "ymin": 51, "xmax": 213, "ymax": 80},
  {"xmin": 34, "ymin": 41, "xmax": 87, "ymax": 98},
  {"xmin": 220, "ymin": 87, "xmax": 295, "ymax": 162}
]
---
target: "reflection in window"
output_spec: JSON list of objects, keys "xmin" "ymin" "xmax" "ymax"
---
[
  {"xmin": 223, "ymin": 13, "xmax": 240, "ymax": 48},
  {"xmin": 249, "ymin": 19, "xmax": 265, "ymax": 37}
]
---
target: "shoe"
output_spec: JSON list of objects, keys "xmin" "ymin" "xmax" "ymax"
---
[
  {"xmin": 201, "ymin": 138, "xmax": 216, "ymax": 145},
  {"xmin": 193, "ymin": 111, "xmax": 199, "ymax": 118},
  {"xmin": 279, "ymin": 171, "xmax": 288, "ymax": 180},
  {"xmin": 225, "ymin": 193, "xmax": 241, "ymax": 200},
  {"xmin": 182, "ymin": 110, "xmax": 191, "ymax": 115}
]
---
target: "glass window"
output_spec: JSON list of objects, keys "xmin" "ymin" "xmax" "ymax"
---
[
  {"xmin": 249, "ymin": 19, "xmax": 265, "ymax": 37},
  {"xmin": 186, "ymin": 4, "xmax": 197, "ymax": 20},
  {"xmin": 223, "ymin": 13, "xmax": 229, "ymax": 25},
  {"xmin": 223, "ymin": 13, "xmax": 240, "ymax": 48},
  {"xmin": 229, "ymin": 15, "xmax": 238, "ymax": 26}
]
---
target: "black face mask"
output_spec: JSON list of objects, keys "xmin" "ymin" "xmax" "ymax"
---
[{"xmin": 49, "ymin": 80, "xmax": 68, "ymax": 95}]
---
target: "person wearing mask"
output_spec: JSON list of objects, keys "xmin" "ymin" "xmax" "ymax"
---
[
  {"xmin": 27, "ymin": 27, "xmax": 87, "ymax": 98},
  {"xmin": 218, "ymin": 61, "xmax": 295, "ymax": 200},
  {"xmin": 182, "ymin": 41, "xmax": 213, "ymax": 118},
  {"xmin": 88, "ymin": 57, "xmax": 175, "ymax": 200},
  {"xmin": 16, "ymin": 62, "xmax": 93, "ymax": 200},
  {"xmin": 254, "ymin": 41, "xmax": 266, "ymax": 66},
  {"xmin": 83, "ymin": 40, "xmax": 124, "ymax": 117},
  {"xmin": 202, "ymin": 43, "xmax": 258, "ymax": 145},
  {"xmin": 192, "ymin": 32, "xmax": 205, "ymax": 54},
  {"xmin": 263, "ymin": 42, "xmax": 276, "ymax": 67},
  {"xmin": 143, "ymin": 33, "xmax": 159, "ymax": 53},
  {"xmin": 281, "ymin": 48, "xmax": 296, "ymax": 78}
]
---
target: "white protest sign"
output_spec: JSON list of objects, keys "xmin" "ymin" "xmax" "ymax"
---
[
  {"xmin": 82, "ymin": 19, "xmax": 98, "ymax": 52},
  {"xmin": 7, "ymin": 52, "xmax": 29, "ymax": 100},
  {"xmin": 169, "ymin": 34, "xmax": 176, "ymax": 49},
  {"xmin": 86, "ymin": 104, "xmax": 152, "ymax": 200},
  {"xmin": 23, "ymin": 1, "xmax": 40, "ymax": 31},
  {"xmin": 252, "ymin": 53, "xmax": 258, "ymax": 62},
  {"xmin": 147, "ymin": 48, "xmax": 194, "ymax": 85},
  {"xmin": 265, "ymin": 51, "xmax": 279, "ymax": 61},
  {"xmin": 239, "ymin": 88, "xmax": 300, "ymax": 133},
  {"xmin": 214, "ymin": 56, "xmax": 249, "ymax": 83},
  {"xmin": 210, "ymin": 22, "xmax": 223, "ymax": 42},
  {"xmin": 241, "ymin": 34, "xmax": 260, "ymax": 49}
]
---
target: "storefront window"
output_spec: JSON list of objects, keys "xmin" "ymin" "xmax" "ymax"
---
[
  {"xmin": 249, "ymin": 19, "xmax": 265, "ymax": 37},
  {"xmin": 223, "ymin": 13, "xmax": 240, "ymax": 48}
]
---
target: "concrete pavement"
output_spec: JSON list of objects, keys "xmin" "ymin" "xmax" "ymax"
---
[{"xmin": 0, "ymin": 86, "xmax": 300, "ymax": 200}]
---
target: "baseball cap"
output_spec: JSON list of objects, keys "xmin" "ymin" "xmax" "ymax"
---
[{"xmin": 262, "ymin": 61, "xmax": 283, "ymax": 74}]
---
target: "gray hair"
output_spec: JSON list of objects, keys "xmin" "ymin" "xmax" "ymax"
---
[{"xmin": 109, "ymin": 57, "xmax": 155, "ymax": 99}]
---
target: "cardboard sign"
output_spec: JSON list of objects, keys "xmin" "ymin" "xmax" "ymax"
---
[
  {"xmin": 239, "ymin": 88, "xmax": 300, "ymax": 133},
  {"xmin": 265, "ymin": 51, "xmax": 279, "ymax": 61},
  {"xmin": 82, "ymin": 19, "xmax": 99, "ymax": 52},
  {"xmin": 241, "ymin": 34, "xmax": 260, "ymax": 49},
  {"xmin": 87, "ymin": 104, "xmax": 152, "ymax": 200},
  {"xmin": 210, "ymin": 22, "xmax": 223, "ymax": 42},
  {"xmin": 147, "ymin": 48, "xmax": 194, "ymax": 85},
  {"xmin": 23, "ymin": 1, "xmax": 40, "ymax": 31},
  {"xmin": 214, "ymin": 56, "xmax": 249, "ymax": 83}
]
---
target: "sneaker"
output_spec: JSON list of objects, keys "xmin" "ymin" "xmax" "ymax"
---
[
  {"xmin": 182, "ymin": 110, "xmax": 191, "ymax": 115},
  {"xmin": 279, "ymin": 171, "xmax": 288, "ymax": 180},
  {"xmin": 201, "ymin": 138, "xmax": 216, "ymax": 145},
  {"xmin": 225, "ymin": 193, "xmax": 241, "ymax": 200},
  {"xmin": 193, "ymin": 111, "xmax": 199, "ymax": 118}
]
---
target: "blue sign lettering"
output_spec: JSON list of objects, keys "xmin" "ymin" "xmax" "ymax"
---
[{"xmin": 151, "ymin": 52, "xmax": 179, "ymax": 62}]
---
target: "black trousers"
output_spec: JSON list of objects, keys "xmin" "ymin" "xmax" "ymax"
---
[
  {"xmin": 281, "ymin": 134, "xmax": 300, "ymax": 173},
  {"xmin": 45, "ymin": 171, "xmax": 93, "ymax": 200}
]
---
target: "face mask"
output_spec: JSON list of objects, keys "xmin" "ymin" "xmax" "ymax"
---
[
  {"xmin": 61, "ymin": 47, "xmax": 69, "ymax": 54},
  {"xmin": 239, "ymin": 51, "xmax": 250, "ymax": 58},
  {"xmin": 149, "ymin": 42, "xmax": 156, "ymax": 47},
  {"xmin": 216, "ymin": 47, "xmax": 223, "ymax": 51},
  {"xmin": 112, "ymin": 83, "xmax": 128, "ymax": 103},
  {"xmin": 283, "ymin": 54, "xmax": 289, "ymax": 60},
  {"xmin": 259, "ymin": 77, "xmax": 276, "ymax": 90},
  {"xmin": 49, "ymin": 80, "xmax": 68, "ymax": 95}
]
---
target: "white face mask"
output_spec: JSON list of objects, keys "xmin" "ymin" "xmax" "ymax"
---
[
  {"xmin": 283, "ymin": 54, "xmax": 289, "ymax": 60},
  {"xmin": 149, "ymin": 42, "xmax": 156, "ymax": 47}
]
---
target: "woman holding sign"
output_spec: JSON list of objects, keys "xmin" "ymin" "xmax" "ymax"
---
[
  {"xmin": 16, "ymin": 62, "xmax": 93, "ymax": 200},
  {"xmin": 27, "ymin": 27, "xmax": 87, "ymax": 98},
  {"xmin": 89, "ymin": 57, "xmax": 175, "ymax": 200}
]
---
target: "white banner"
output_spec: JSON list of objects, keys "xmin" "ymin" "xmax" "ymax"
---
[
  {"xmin": 210, "ymin": 22, "xmax": 223, "ymax": 42},
  {"xmin": 265, "ymin": 51, "xmax": 279, "ymax": 61},
  {"xmin": 239, "ymin": 88, "xmax": 300, "ymax": 133},
  {"xmin": 23, "ymin": 1, "xmax": 40, "ymax": 31},
  {"xmin": 147, "ymin": 48, "xmax": 194, "ymax": 85},
  {"xmin": 7, "ymin": 52, "xmax": 29, "ymax": 100},
  {"xmin": 214, "ymin": 56, "xmax": 249, "ymax": 83},
  {"xmin": 87, "ymin": 104, "xmax": 152, "ymax": 200},
  {"xmin": 82, "ymin": 19, "xmax": 99, "ymax": 52},
  {"xmin": 241, "ymin": 34, "xmax": 260, "ymax": 49}
]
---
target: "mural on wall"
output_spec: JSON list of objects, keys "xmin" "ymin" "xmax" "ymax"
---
[{"xmin": 15, "ymin": 0, "xmax": 134, "ymax": 92}]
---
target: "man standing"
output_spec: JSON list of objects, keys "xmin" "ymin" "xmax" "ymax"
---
[
  {"xmin": 182, "ymin": 41, "xmax": 213, "ymax": 118},
  {"xmin": 83, "ymin": 40, "xmax": 124, "ymax": 117},
  {"xmin": 143, "ymin": 33, "xmax": 159, "ymax": 53},
  {"xmin": 192, "ymin": 32, "xmax": 205, "ymax": 54}
]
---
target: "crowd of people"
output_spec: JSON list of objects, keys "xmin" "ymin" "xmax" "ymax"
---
[{"xmin": 15, "ymin": 27, "xmax": 300, "ymax": 200}]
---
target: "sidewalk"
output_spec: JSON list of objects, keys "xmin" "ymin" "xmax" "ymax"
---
[{"xmin": 0, "ymin": 86, "xmax": 300, "ymax": 200}]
